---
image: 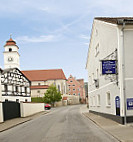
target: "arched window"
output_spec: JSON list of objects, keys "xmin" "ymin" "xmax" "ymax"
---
[{"xmin": 58, "ymin": 85, "xmax": 60, "ymax": 92}]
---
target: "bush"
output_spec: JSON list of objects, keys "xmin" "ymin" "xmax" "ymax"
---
[{"xmin": 31, "ymin": 97, "xmax": 44, "ymax": 103}]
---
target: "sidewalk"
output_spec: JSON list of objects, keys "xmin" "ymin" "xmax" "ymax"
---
[
  {"xmin": 0, "ymin": 111, "xmax": 49, "ymax": 132},
  {"xmin": 80, "ymin": 105, "xmax": 133, "ymax": 142}
]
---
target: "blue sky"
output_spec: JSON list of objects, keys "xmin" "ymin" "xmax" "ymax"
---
[{"xmin": 0, "ymin": 0, "xmax": 133, "ymax": 81}]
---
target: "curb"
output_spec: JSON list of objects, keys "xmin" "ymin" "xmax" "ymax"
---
[
  {"xmin": 82, "ymin": 112, "xmax": 122, "ymax": 142},
  {"xmin": 0, "ymin": 119, "xmax": 32, "ymax": 133},
  {"xmin": 0, "ymin": 111, "xmax": 50, "ymax": 133}
]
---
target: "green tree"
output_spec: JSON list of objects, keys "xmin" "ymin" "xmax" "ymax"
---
[{"xmin": 44, "ymin": 85, "xmax": 62, "ymax": 107}]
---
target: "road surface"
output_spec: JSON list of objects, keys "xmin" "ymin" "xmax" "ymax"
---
[{"xmin": 0, "ymin": 105, "xmax": 119, "ymax": 142}]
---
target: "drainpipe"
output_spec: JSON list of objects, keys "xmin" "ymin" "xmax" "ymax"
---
[
  {"xmin": 123, "ymin": 24, "xmax": 127, "ymax": 125},
  {"xmin": 121, "ymin": 21, "xmax": 126, "ymax": 125}
]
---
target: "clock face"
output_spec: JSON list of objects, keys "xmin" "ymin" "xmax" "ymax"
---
[{"xmin": 8, "ymin": 57, "xmax": 13, "ymax": 62}]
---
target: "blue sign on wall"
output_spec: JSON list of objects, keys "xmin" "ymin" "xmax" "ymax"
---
[
  {"xmin": 127, "ymin": 98, "xmax": 133, "ymax": 110},
  {"xmin": 115, "ymin": 96, "xmax": 120, "ymax": 108},
  {"xmin": 102, "ymin": 60, "xmax": 116, "ymax": 75}
]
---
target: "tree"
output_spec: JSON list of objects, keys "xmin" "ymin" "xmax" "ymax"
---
[{"xmin": 44, "ymin": 85, "xmax": 62, "ymax": 107}]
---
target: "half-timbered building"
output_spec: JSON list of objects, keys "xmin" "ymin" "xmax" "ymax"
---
[
  {"xmin": 0, "ymin": 37, "xmax": 31, "ymax": 102},
  {"xmin": 1, "ymin": 68, "xmax": 31, "ymax": 102}
]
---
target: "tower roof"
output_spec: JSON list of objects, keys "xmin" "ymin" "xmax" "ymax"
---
[{"xmin": 4, "ymin": 38, "xmax": 18, "ymax": 48}]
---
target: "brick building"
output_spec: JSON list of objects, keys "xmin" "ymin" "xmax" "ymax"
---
[{"xmin": 67, "ymin": 75, "xmax": 85, "ymax": 103}]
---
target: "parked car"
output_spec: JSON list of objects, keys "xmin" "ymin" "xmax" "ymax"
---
[{"xmin": 45, "ymin": 104, "xmax": 51, "ymax": 110}]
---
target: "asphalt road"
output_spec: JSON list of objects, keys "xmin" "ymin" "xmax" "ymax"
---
[{"xmin": 0, "ymin": 105, "xmax": 119, "ymax": 142}]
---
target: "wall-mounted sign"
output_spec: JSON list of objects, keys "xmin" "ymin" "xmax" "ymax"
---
[
  {"xmin": 102, "ymin": 60, "xmax": 116, "ymax": 75},
  {"xmin": 115, "ymin": 96, "xmax": 120, "ymax": 116},
  {"xmin": 127, "ymin": 98, "xmax": 133, "ymax": 110}
]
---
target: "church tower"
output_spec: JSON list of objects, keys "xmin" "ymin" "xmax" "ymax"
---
[{"xmin": 3, "ymin": 37, "xmax": 20, "ymax": 69}]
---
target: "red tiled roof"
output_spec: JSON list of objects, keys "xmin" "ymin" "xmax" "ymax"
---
[
  {"xmin": 62, "ymin": 97, "xmax": 67, "ymax": 100},
  {"xmin": 22, "ymin": 69, "xmax": 66, "ymax": 81},
  {"xmin": 30, "ymin": 85, "xmax": 49, "ymax": 89},
  {"xmin": 4, "ymin": 38, "xmax": 18, "ymax": 47}
]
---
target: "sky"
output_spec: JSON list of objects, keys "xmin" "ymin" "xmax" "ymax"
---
[{"xmin": 0, "ymin": 0, "xmax": 133, "ymax": 81}]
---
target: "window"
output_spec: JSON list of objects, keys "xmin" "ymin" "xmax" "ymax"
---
[
  {"xmin": 4, "ymin": 85, "xmax": 8, "ymax": 92},
  {"xmin": 73, "ymin": 93, "xmax": 76, "ymax": 95},
  {"xmin": 38, "ymin": 83, "xmax": 41, "ymax": 85},
  {"xmin": 58, "ymin": 85, "xmax": 60, "ymax": 92},
  {"xmin": 37, "ymin": 90, "xmax": 40, "ymax": 93},
  {"xmin": 64, "ymin": 86, "xmax": 66, "ymax": 94},
  {"xmin": 9, "ymin": 48, "xmax": 12, "ymax": 52},
  {"xmin": 69, "ymin": 94, "xmax": 71, "ymax": 95},
  {"xmin": 96, "ymin": 69, "xmax": 99, "ymax": 79},
  {"xmin": 25, "ymin": 87, "xmax": 27, "ymax": 93},
  {"xmin": 16, "ymin": 99, "xmax": 19, "ymax": 103},
  {"xmin": 95, "ymin": 43, "xmax": 99, "ymax": 57},
  {"xmin": 16, "ymin": 86, "xmax": 18, "ymax": 92},
  {"xmin": 68, "ymin": 85, "xmax": 70, "ymax": 86},
  {"xmin": 93, "ymin": 96, "xmax": 96, "ymax": 106},
  {"xmin": 25, "ymin": 99, "xmax": 28, "ymax": 102},
  {"xmin": 70, "ymin": 80, "xmax": 73, "ymax": 82},
  {"xmin": 73, "ymin": 85, "xmax": 75, "ymax": 86},
  {"xmin": 97, "ymin": 95, "xmax": 100, "ymax": 106},
  {"xmin": 107, "ymin": 92, "xmax": 111, "ymax": 106},
  {"xmin": 78, "ymin": 93, "xmax": 80, "ymax": 96},
  {"xmin": 73, "ymin": 89, "xmax": 75, "ymax": 91}
]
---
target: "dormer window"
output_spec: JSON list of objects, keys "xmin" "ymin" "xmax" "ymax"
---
[{"xmin": 9, "ymin": 48, "xmax": 12, "ymax": 52}]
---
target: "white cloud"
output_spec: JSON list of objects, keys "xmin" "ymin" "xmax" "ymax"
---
[
  {"xmin": 16, "ymin": 35, "xmax": 57, "ymax": 43},
  {"xmin": 80, "ymin": 35, "xmax": 89, "ymax": 40}
]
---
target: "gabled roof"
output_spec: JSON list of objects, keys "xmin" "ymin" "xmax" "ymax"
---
[
  {"xmin": 22, "ymin": 69, "xmax": 67, "ymax": 81},
  {"xmin": 2, "ymin": 68, "xmax": 31, "ymax": 83},
  {"xmin": 95, "ymin": 17, "xmax": 133, "ymax": 25}
]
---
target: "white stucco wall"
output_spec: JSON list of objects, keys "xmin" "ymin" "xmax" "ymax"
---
[
  {"xmin": 0, "ymin": 103, "xmax": 3, "ymax": 122},
  {"xmin": 0, "ymin": 72, "xmax": 2, "ymax": 102},
  {"xmin": 20, "ymin": 102, "xmax": 44, "ymax": 117},
  {"xmin": 31, "ymin": 89, "xmax": 47, "ymax": 97},
  {"xmin": 1, "ymin": 96, "xmax": 31, "ymax": 103},
  {"xmin": 123, "ymin": 28, "xmax": 133, "ymax": 116},
  {"xmin": 87, "ymin": 19, "xmax": 121, "ymax": 115},
  {"xmin": 31, "ymin": 79, "xmax": 67, "ymax": 98}
]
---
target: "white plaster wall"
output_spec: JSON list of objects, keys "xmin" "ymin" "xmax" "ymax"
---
[
  {"xmin": 87, "ymin": 20, "xmax": 121, "ymax": 115},
  {"xmin": 31, "ymin": 79, "xmax": 67, "ymax": 96},
  {"xmin": 0, "ymin": 103, "xmax": 3, "ymax": 122},
  {"xmin": 123, "ymin": 29, "xmax": 133, "ymax": 116},
  {"xmin": 0, "ymin": 72, "xmax": 2, "ymax": 102},
  {"xmin": 4, "ymin": 52, "xmax": 20, "ymax": 69},
  {"xmin": 1, "ymin": 96, "xmax": 31, "ymax": 103},
  {"xmin": 5, "ymin": 45, "xmax": 18, "ymax": 52},
  {"xmin": 20, "ymin": 102, "xmax": 44, "ymax": 117},
  {"xmin": 31, "ymin": 89, "xmax": 47, "ymax": 97}
]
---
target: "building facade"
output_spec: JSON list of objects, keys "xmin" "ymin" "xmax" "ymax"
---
[
  {"xmin": 0, "ymin": 37, "xmax": 31, "ymax": 102},
  {"xmin": 22, "ymin": 69, "xmax": 67, "ymax": 97},
  {"xmin": 67, "ymin": 75, "xmax": 86, "ymax": 103},
  {"xmin": 86, "ymin": 17, "xmax": 133, "ymax": 124}
]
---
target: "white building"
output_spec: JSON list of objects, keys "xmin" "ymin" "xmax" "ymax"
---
[
  {"xmin": 0, "ymin": 37, "xmax": 31, "ymax": 102},
  {"xmin": 86, "ymin": 17, "xmax": 133, "ymax": 124}
]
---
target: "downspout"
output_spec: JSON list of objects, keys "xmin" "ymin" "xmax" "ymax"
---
[{"xmin": 121, "ymin": 21, "xmax": 126, "ymax": 125}]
